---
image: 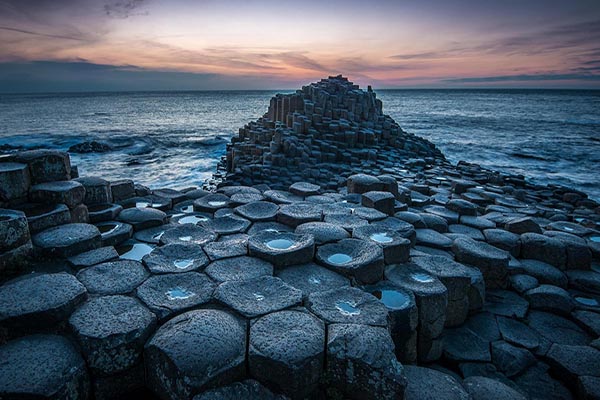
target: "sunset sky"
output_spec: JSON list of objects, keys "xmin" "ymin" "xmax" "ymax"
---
[{"xmin": 1, "ymin": 0, "xmax": 599, "ymax": 91}]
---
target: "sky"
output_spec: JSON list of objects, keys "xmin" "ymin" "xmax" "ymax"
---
[{"xmin": 1, "ymin": 0, "xmax": 599, "ymax": 91}]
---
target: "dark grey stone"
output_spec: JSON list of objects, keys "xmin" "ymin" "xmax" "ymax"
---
[
  {"xmin": 249, "ymin": 310, "xmax": 325, "ymax": 398},
  {"xmin": 403, "ymin": 365, "xmax": 469, "ymax": 400},
  {"xmin": 497, "ymin": 316, "xmax": 541, "ymax": 350},
  {"xmin": 0, "ymin": 272, "xmax": 87, "ymax": 330},
  {"xmin": 505, "ymin": 217, "xmax": 542, "ymax": 234},
  {"xmin": 0, "ymin": 162, "xmax": 30, "ymax": 202},
  {"xmin": 443, "ymin": 326, "xmax": 491, "ymax": 362},
  {"xmin": 415, "ymin": 228, "xmax": 453, "ymax": 249},
  {"xmin": 276, "ymin": 202, "xmax": 323, "ymax": 227},
  {"xmin": 547, "ymin": 344, "xmax": 600, "ymax": 380},
  {"xmin": 353, "ymin": 224, "xmax": 411, "ymax": 264},
  {"xmin": 33, "ymin": 223, "xmax": 101, "ymax": 257},
  {"xmin": 159, "ymin": 224, "xmax": 217, "ymax": 246},
  {"xmin": 295, "ymin": 221, "xmax": 350, "ymax": 244},
  {"xmin": 74, "ymin": 176, "xmax": 112, "ymax": 205},
  {"xmin": 491, "ymin": 340, "xmax": 536, "ymax": 377},
  {"xmin": 214, "ymin": 276, "xmax": 302, "ymax": 318},
  {"xmin": 323, "ymin": 213, "xmax": 369, "ymax": 232},
  {"xmin": 143, "ymin": 243, "xmax": 209, "ymax": 274},
  {"xmin": 545, "ymin": 230, "xmax": 592, "ymax": 269},
  {"xmin": 525, "ymin": 284, "xmax": 574, "ymax": 315},
  {"xmin": 193, "ymin": 193, "xmax": 231, "ymax": 213},
  {"xmin": 520, "ymin": 232, "xmax": 567, "ymax": 268},
  {"xmin": 248, "ymin": 231, "xmax": 314, "ymax": 267},
  {"xmin": 117, "ymin": 207, "xmax": 167, "ymax": 231},
  {"xmin": 145, "ymin": 309, "xmax": 247, "ymax": 400},
  {"xmin": 69, "ymin": 295, "xmax": 156, "ymax": 375},
  {"xmin": 87, "ymin": 203, "xmax": 123, "ymax": 223},
  {"xmin": 420, "ymin": 213, "xmax": 449, "ymax": 232},
  {"xmin": 246, "ymin": 221, "xmax": 293, "ymax": 235},
  {"xmin": 10, "ymin": 149, "xmax": 71, "ymax": 183},
  {"xmin": 520, "ymin": 259, "xmax": 567, "ymax": 287},
  {"xmin": 234, "ymin": 201, "xmax": 279, "ymax": 221},
  {"xmin": 386, "ymin": 263, "xmax": 448, "ymax": 339},
  {"xmin": 96, "ymin": 221, "xmax": 133, "ymax": 247},
  {"xmin": 205, "ymin": 256, "xmax": 273, "ymax": 282},
  {"xmin": 577, "ymin": 376, "xmax": 600, "ymax": 400},
  {"xmin": 453, "ymin": 237, "xmax": 510, "ymax": 289},
  {"xmin": 16, "ymin": 203, "xmax": 71, "ymax": 234},
  {"xmin": 0, "ymin": 209, "xmax": 30, "ymax": 252},
  {"xmin": 485, "ymin": 290, "xmax": 529, "ymax": 318},
  {"xmin": 276, "ymin": 262, "xmax": 349, "ymax": 299},
  {"xmin": 483, "ymin": 229, "xmax": 521, "ymax": 256},
  {"xmin": 347, "ymin": 174, "xmax": 384, "ymax": 194},
  {"xmin": 306, "ymin": 286, "xmax": 389, "ymax": 326},
  {"xmin": 463, "ymin": 376, "xmax": 527, "ymax": 400},
  {"xmin": 0, "ymin": 334, "xmax": 89, "ymax": 399},
  {"xmin": 135, "ymin": 272, "xmax": 216, "ymax": 321},
  {"xmin": 509, "ymin": 274, "xmax": 539, "ymax": 294},
  {"xmin": 201, "ymin": 215, "xmax": 251, "ymax": 235},
  {"xmin": 289, "ymin": 181, "xmax": 321, "ymax": 197},
  {"xmin": 361, "ymin": 191, "xmax": 396, "ymax": 215},
  {"xmin": 68, "ymin": 246, "xmax": 119, "ymax": 268},
  {"xmin": 192, "ymin": 379, "xmax": 284, "ymax": 400},
  {"xmin": 316, "ymin": 238, "xmax": 384, "ymax": 284},
  {"xmin": 527, "ymin": 311, "xmax": 592, "ymax": 347},
  {"xmin": 327, "ymin": 323, "xmax": 406, "ymax": 400},
  {"xmin": 76, "ymin": 260, "xmax": 149, "ymax": 295},
  {"xmin": 30, "ymin": 180, "xmax": 85, "ymax": 208},
  {"xmin": 567, "ymin": 270, "xmax": 600, "ymax": 294},
  {"xmin": 514, "ymin": 362, "xmax": 573, "ymax": 400}
]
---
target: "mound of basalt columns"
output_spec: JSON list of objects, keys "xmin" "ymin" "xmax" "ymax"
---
[{"xmin": 1, "ymin": 76, "xmax": 600, "ymax": 399}]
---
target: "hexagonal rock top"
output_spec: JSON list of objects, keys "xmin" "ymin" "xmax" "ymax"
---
[
  {"xmin": 214, "ymin": 276, "xmax": 302, "ymax": 318},
  {"xmin": 142, "ymin": 243, "xmax": 209, "ymax": 274},
  {"xmin": 276, "ymin": 263, "xmax": 350, "ymax": 299},
  {"xmin": 235, "ymin": 201, "xmax": 279, "ymax": 222},
  {"xmin": 327, "ymin": 323, "xmax": 406, "ymax": 400},
  {"xmin": 452, "ymin": 237, "xmax": 510, "ymax": 289},
  {"xmin": 0, "ymin": 272, "xmax": 87, "ymax": 330},
  {"xmin": 0, "ymin": 334, "xmax": 89, "ymax": 399},
  {"xmin": 276, "ymin": 202, "xmax": 323, "ymax": 227},
  {"xmin": 316, "ymin": 238, "xmax": 384, "ymax": 284},
  {"xmin": 306, "ymin": 286, "xmax": 389, "ymax": 326},
  {"xmin": 76, "ymin": 260, "xmax": 149, "ymax": 295},
  {"xmin": 249, "ymin": 310, "xmax": 325, "ymax": 398},
  {"xmin": 0, "ymin": 209, "xmax": 30, "ymax": 252},
  {"xmin": 32, "ymin": 223, "xmax": 102, "ymax": 257},
  {"xmin": 159, "ymin": 224, "xmax": 217, "ymax": 246},
  {"xmin": 248, "ymin": 231, "xmax": 315, "ymax": 267},
  {"xmin": 192, "ymin": 379, "xmax": 284, "ymax": 400},
  {"xmin": 117, "ymin": 207, "xmax": 167, "ymax": 231},
  {"xmin": 144, "ymin": 309, "xmax": 247, "ymax": 400},
  {"xmin": 205, "ymin": 256, "xmax": 273, "ymax": 283},
  {"xmin": 135, "ymin": 272, "xmax": 217, "ymax": 321},
  {"xmin": 69, "ymin": 295, "xmax": 157, "ymax": 375}
]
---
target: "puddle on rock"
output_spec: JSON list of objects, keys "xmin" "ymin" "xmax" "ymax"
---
[
  {"xmin": 266, "ymin": 239, "xmax": 294, "ymax": 250},
  {"xmin": 328, "ymin": 253, "xmax": 352, "ymax": 265},
  {"xmin": 178, "ymin": 215, "xmax": 208, "ymax": 225},
  {"xmin": 173, "ymin": 259, "xmax": 194, "ymax": 269},
  {"xmin": 152, "ymin": 231, "xmax": 165, "ymax": 241},
  {"xmin": 372, "ymin": 289, "xmax": 410, "ymax": 310},
  {"xmin": 308, "ymin": 275, "xmax": 322, "ymax": 285},
  {"xmin": 411, "ymin": 272, "xmax": 434, "ymax": 283},
  {"xmin": 166, "ymin": 287, "xmax": 195, "ymax": 300},
  {"xmin": 136, "ymin": 202, "xmax": 163, "ymax": 208},
  {"xmin": 178, "ymin": 235, "xmax": 192, "ymax": 242},
  {"xmin": 182, "ymin": 205, "xmax": 194, "ymax": 213},
  {"xmin": 98, "ymin": 224, "xmax": 119, "ymax": 235},
  {"xmin": 589, "ymin": 236, "xmax": 600, "ymax": 243},
  {"xmin": 335, "ymin": 300, "xmax": 360, "ymax": 316},
  {"xmin": 370, "ymin": 232, "xmax": 393, "ymax": 244},
  {"xmin": 117, "ymin": 243, "xmax": 154, "ymax": 261},
  {"xmin": 575, "ymin": 296, "xmax": 599, "ymax": 306},
  {"xmin": 208, "ymin": 201, "xmax": 227, "ymax": 207}
]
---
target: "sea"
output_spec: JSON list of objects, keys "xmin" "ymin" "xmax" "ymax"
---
[{"xmin": 1, "ymin": 89, "xmax": 599, "ymax": 200}]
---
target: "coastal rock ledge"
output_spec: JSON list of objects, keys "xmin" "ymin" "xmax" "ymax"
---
[{"xmin": 0, "ymin": 76, "xmax": 599, "ymax": 400}]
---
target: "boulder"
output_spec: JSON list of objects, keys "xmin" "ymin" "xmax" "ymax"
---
[{"xmin": 453, "ymin": 237, "xmax": 510, "ymax": 289}]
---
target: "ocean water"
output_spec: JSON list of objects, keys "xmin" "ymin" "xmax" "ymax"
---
[{"xmin": 1, "ymin": 89, "xmax": 599, "ymax": 199}]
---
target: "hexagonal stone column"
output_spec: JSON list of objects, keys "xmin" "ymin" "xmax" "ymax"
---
[
  {"xmin": 326, "ymin": 323, "xmax": 406, "ymax": 400},
  {"xmin": 306, "ymin": 286, "xmax": 389, "ymax": 327},
  {"xmin": 144, "ymin": 309, "xmax": 247, "ymax": 400},
  {"xmin": 361, "ymin": 191, "xmax": 395, "ymax": 216},
  {"xmin": 33, "ymin": 223, "xmax": 101, "ymax": 257},
  {"xmin": 215, "ymin": 276, "xmax": 302, "ymax": 318},
  {"xmin": 205, "ymin": 256, "xmax": 273, "ymax": 283},
  {"xmin": 30, "ymin": 180, "xmax": 85, "ymax": 208},
  {"xmin": 235, "ymin": 201, "xmax": 279, "ymax": 222},
  {"xmin": 385, "ymin": 263, "xmax": 448, "ymax": 362},
  {"xmin": 117, "ymin": 207, "xmax": 167, "ymax": 231},
  {"xmin": 74, "ymin": 176, "xmax": 112, "ymax": 205},
  {"xmin": 0, "ymin": 162, "xmax": 30, "ymax": 202},
  {"xmin": 453, "ymin": 237, "xmax": 510, "ymax": 289},
  {"xmin": 353, "ymin": 225, "xmax": 411, "ymax": 264},
  {"xmin": 0, "ymin": 272, "xmax": 87, "ymax": 334},
  {"xmin": 69, "ymin": 295, "xmax": 156, "ymax": 376},
  {"xmin": 143, "ymin": 243, "xmax": 209, "ymax": 274},
  {"xmin": 412, "ymin": 255, "xmax": 474, "ymax": 327},
  {"xmin": 136, "ymin": 272, "xmax": 216, "ymax": 321},
  {"xmin": 347, "ymin": 174, "xmax": 383, "ymax": 194},
  {"xmin": 316, "ymin": 238, "xmax": 384, "ymax": 284},
  {"xmin": 10, "ymin": 150, "xmax": 72, "ymax": 183},
  {"xmin": 248, "ymin": 231, "xmax": 314, "ymax": 267},
  {"xmin": 289, "ymin": 182, "xmax": 321, "ymax": 197},
  {"xmin": 0, "ymin": 209, "xmax": 32, "ymax": 275},
  {"xmin": 193, "ymin": 379, "xmax": 283, "ymax": 400},
  {"xmin": 76, "ymin": 260, "xmax": 149, "ymax": 295},
  {"xmin": 0, "ymin": 334, "xmax": 89, "ymax": 399},
  {"xmin": 159, "ymin": 224, "xmax": 217, "ymax": 246},
  {"xmin": 364, "ymin": 282, "xmax": 418, "ymax": 364},
  {"xmin": 249, "ymin": 310, "xmax": 325, "ymax": 398},
  {"xmin": 193, "ymin": 193, "xmax": 231, "ymax": 213},
  {"xmin": 276, "ymin": 263, "xmax": 350, "ymax": 299},
  {"xmin": 276, "ymin": 202, "xmax": 323, "ymax": 227}
]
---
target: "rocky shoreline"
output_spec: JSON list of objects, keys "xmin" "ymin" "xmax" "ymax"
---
[{"xmin": 1, "ymin": 76, "xmax": 599, "ymax": 400}]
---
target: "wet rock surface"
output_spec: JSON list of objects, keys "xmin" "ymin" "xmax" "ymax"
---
[{"xmin": 1, "ymin": 76, "xmax": 600, "ymax": 399}]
